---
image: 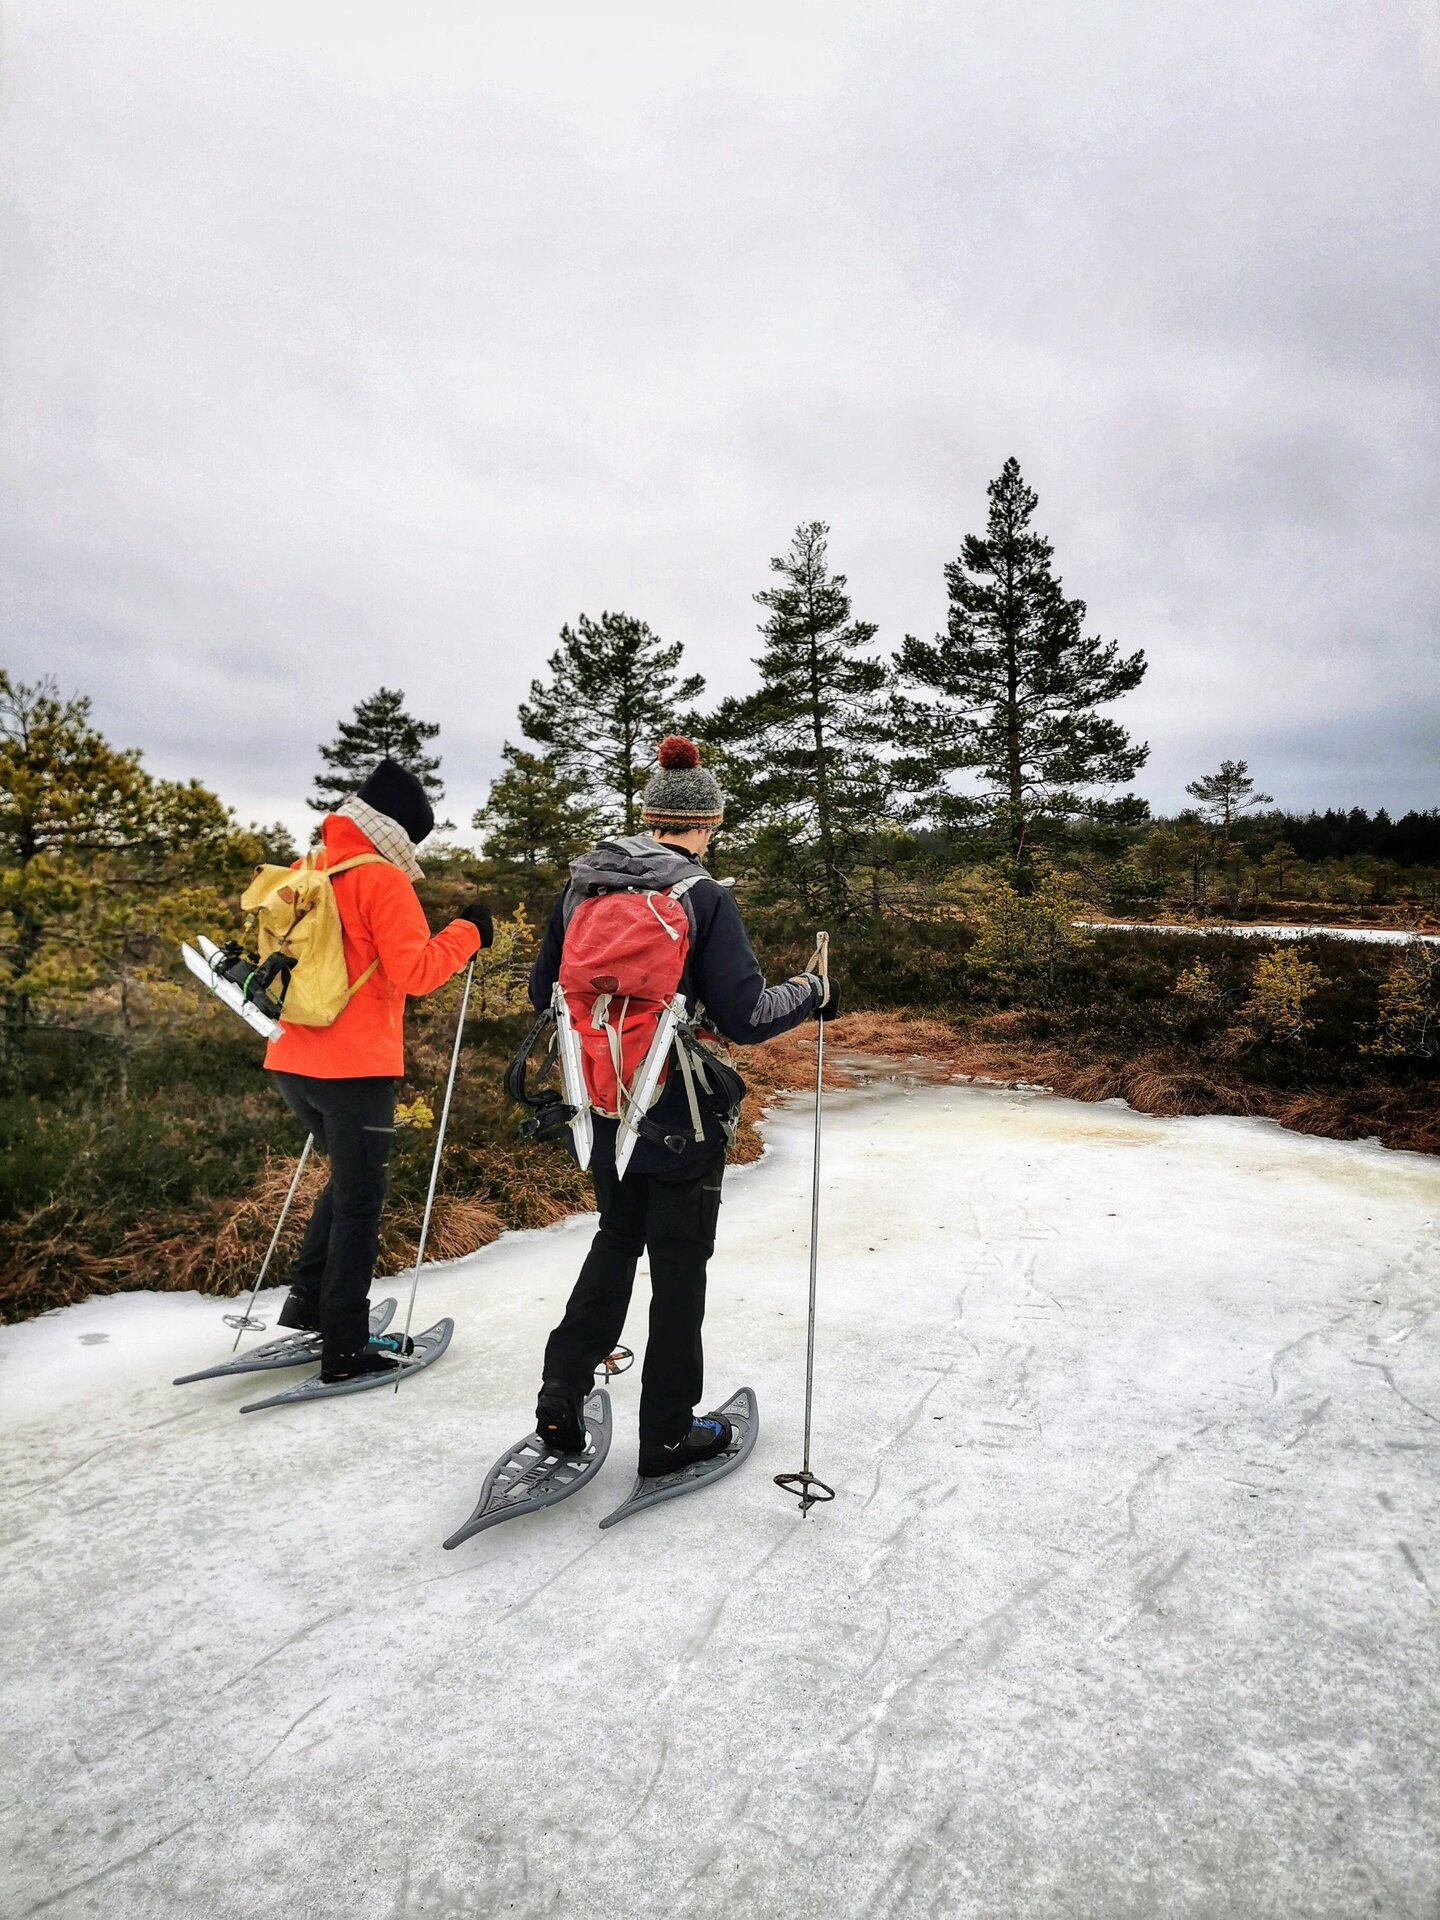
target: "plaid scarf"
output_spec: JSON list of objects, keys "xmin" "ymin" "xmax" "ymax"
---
[{"xmin": 336, "ymin": 795, "xmax": 425, "ymax": 880}]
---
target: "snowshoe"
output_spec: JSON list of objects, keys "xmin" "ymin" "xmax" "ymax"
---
[
  {"xmin": 238, "ymin": 1319, "xmax": 452, "ymax": 1413},
  {"xmin": 599, "ymin": 1388, "xmax": 758, "ymax": 1531},
  {"xmin": 443, "ymin": 1389, "xmax": 612, "ymax": 1548},
  {"xmin": 173, "ymin": 1299, "xmax": 396, "ymax": 1385}
]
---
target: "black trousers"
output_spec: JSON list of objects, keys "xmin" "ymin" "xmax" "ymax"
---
[
  {"xmin": 272, "ymin": 1073, "xmax": 397, "ymax": 1362},
  {"xmin": 543, "ymin": 1150, "xmax": 725, "ymax": 1444}
]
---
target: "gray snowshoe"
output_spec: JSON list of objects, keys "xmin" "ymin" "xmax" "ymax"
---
[
  {"xmin": 173, "ymin": 1299, "xmax": 398, "ymax": 1385},
  {"xmin": 238, "ymin": 1318, "xmax": 453, "ymax": 1413},
  {"xmin": 598, "ymin": 1388, "xmax": 758, "ymax": 1531},
  {"xmin": 443, "ymin": 1389, "xmax": 612, "ymax": 1549}
]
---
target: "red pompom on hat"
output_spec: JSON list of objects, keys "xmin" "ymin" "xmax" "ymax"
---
[{"xmin": 657, "ymin": 735, "xmax": 701, "ymax": 770}]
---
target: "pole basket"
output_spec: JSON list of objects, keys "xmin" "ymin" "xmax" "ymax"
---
[{"xmin": 774, "ymin": 1469, "xmax": 835, "ymax": 1516}]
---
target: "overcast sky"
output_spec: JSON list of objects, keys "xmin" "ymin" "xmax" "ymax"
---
[{"xmin": 3, "ymin": 1, "xmax": 1437, "ymax": 846}]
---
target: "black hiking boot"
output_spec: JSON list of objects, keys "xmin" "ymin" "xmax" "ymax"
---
[
  {"xmin": 320, "ymin": 1332, "xmax": 415, "ymax": 1384},
  {"xmin": 637, "ymin": 1412, "xmax": 734, "ymax": 1480},
  {"xmin": 276, "ymin": 1292, "xmax": 321, "ymax": 1334},
  {"xmin": 535, "ymin": 1378, "xmax": 587, "ymax": 1453}
]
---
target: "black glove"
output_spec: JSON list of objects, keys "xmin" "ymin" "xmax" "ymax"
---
[
  {"xmin": 811, "ymin": 975, "xmax": 841, "ymax": 1022},
  {"xmin": 458, "ymin": 900, "xmax": 494, "ymax": 948}
]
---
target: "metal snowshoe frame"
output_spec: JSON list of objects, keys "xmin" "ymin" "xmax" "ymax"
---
[
  {"xmin": 181, "ymin": 935, "xmax": 284, "ymax": 1041},
  {"xmin": 550, "ymin": 982, "xmax": 595, "ymax": 1168},
  {"xmin": 613, "ymin": 988, "xmax": 687, "ymax": 1178}
]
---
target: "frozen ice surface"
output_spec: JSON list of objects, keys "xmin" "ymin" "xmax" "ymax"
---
[
  {"xmin": 1079, "ymin": 919, "xmax": 1440, "ymax": 946},
  {"xmin": 2, "ymin": 1080, "xmax": 1438, "ymax": 1919}
]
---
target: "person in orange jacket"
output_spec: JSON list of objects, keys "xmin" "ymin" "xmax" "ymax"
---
[{"xmin": 264, "ymin": 758, "xmax": 493, "ymax": 1381}]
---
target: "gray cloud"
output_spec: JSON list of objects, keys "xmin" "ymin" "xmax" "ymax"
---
[{"xmin": 3, "ymin": 0, "xmax": 1436, "ymax": 848}]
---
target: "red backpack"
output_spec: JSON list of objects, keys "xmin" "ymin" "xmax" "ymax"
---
[{"xmin": 558, "ymin": 883, "xmax": 696, "ymax": 1116}]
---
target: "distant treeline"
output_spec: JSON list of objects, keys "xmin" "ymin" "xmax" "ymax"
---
[{"xmin": 1226, "ymin": 809, "xmax": 1440, "ymax": 867}]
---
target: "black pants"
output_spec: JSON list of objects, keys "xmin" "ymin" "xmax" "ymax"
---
[
  {"xmin": 273, "ymin": 1073, "xmax": 397, "ymax": 1363},
  {"xmin": 543, "ymin": 1151, "xmax": 725, "ymax": 1444}
]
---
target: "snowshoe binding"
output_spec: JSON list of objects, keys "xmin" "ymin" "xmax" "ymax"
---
[
  {"xmin": 637, "ymin": 1412, "xmax": 733, "ymax": 1479},
  {"xmin": 238, "ymin": 1320, "xmax": 452, "ymax": 1413},
  {"xmin": 535, "ymin": 1378, "xmax": 587, "ymax": 1453},
  {"xmin": 321, "ymin": 1331, "xmax": 416, "ymax": 1384},
  {"xmin": 599, "ymin": 1388, "xmax": 758, "ymax": 1531}
]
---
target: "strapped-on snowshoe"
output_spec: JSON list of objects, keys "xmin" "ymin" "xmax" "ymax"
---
[
  {"xmin": 173, "ymin": 1298, "xmax": 397, "ymax": 1385},
  {"xmin": 598, "ymin": 1388, "xmax": 758, "ymax": 1531},
  {"xmin": 238, "ymin": 1318, "xmax": 453, "ymax": 1413},
  {"xmin": 443, "ymin": 1389, "xmax": 612, "ymax": 1548},
  {"xmin": 181, "ymin": 936, "xmax": 285, "ymax": 1041}
]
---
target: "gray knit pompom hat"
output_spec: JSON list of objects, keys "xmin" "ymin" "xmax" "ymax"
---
[{"xmin": 641, "ymin": 736, "xmax": 725, "ymax": 830}]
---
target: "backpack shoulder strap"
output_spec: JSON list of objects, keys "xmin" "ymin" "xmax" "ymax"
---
[
  {"xmin": 316, "ymin": 852, "xmax": 387, "ymax": 1002},
  {"xmin": 321, "ymin": 852, "xmax": 389, "ymax": 878}
]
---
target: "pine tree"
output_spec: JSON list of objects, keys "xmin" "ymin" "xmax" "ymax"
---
[
  {"xmin": 310, "ymin": 687, "xmax": 445, "ymax": 818},
  {"xmin": 472, "ymin": 745, "xmax": 598, "ymax": 906},
  {"xmin": 0, "ymin": 671, "xmax": 267, "ymax": 1057},
  {"xmin": 1185, "ymin": 759, "xmax": 1274, "ymax": 858},
  {"xmin": 708, "ymin": 522, "xmax": 890, "ymax": 918},
  {"xmin": 517, "ymin": 613, "xmax": 704, "ymax": 834},
  {"xmin": 894, "ymin": 459, "xmax": 1148, "ymax": 879}
]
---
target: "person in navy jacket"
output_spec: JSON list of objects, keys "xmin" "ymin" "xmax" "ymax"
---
[{"xmin": 528, "ymin": 737, "xmax": 839, "ymax": 1476}]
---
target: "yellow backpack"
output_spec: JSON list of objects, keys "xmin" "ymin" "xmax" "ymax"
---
[{"xmin": 239, "ymin": 851, "xmax": 387, "ymax": 1027}]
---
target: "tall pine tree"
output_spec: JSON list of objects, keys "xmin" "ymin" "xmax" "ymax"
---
[
  {"xmin": 472, "ymin": 744, "xmax": 598, "ymax": 907},
  {"xmin": 1185, "ymin": 759, "xmax": 1273, "ymax": 857},
  {"xmin": 709, "ymin": 522, "xmax": 890, "ymax": 918},
  {"xmin": 894, "ymin": 459, "xmax": 1148, "ymax": 877},
  {"xmin": 518, "ymin": 612, "xmax": 704, "ymax": 833},
  {"xmin": 310, "ymin": 687, "xmax": 446, "ymax": 818}
]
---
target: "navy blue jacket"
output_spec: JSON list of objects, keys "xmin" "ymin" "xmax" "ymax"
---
[{"xmin": 529, "ymin": 835, "xmax": 820, "ymax": 1176}]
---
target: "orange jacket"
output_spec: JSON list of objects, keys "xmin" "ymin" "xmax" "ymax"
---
[{"xmin": 263, "ymin": 813, "xmax": 481, "ymax": 1080}]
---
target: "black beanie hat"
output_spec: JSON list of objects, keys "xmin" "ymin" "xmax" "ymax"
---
[{"xmin": 355, "ymin": 757, "xmax": 435, "ymax": 846}]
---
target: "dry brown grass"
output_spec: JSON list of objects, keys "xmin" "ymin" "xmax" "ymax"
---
[
  {"xmin": 7, "ymin": 1002, "xmax": 1432, "ymax": 1326},
  {"xmin": 755, "ymin": 1009, "xmax": 1440, "ymax": 1156}
]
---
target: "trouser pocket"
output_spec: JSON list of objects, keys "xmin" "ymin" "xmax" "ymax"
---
[
  {"xmin": 362, "ymin": 1124, "xmax": 396, "ymax": 1174},
  {"xmin": 697, "ymin": 1171, "xmax": 723, "ymax": 1253}
]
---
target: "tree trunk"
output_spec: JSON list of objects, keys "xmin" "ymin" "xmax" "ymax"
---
[{"xmin": 1001, "ymin": 549, "xmax": 1027, "ymax": 884}]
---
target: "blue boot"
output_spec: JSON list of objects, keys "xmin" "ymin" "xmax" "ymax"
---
[{"xmin": 638, "ymin": 1412, "xmax": 733, "ymax": 1479}]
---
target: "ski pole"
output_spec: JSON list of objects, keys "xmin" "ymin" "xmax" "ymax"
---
[
  {"xmin": 775, "ymin": 932, "xmax": 836, "ymax": 1516},
  {"xmin": 395, "ymin": 957, "xmax": 475, "ymax": 1389},
  {"xmin": 225, "ymin": 1134, "xmax": 314, "ymax": 1349}
]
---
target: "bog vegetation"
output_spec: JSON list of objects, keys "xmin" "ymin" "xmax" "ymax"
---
[{"xmin": 5, "ymin": 460, "xmax": 1436, "ymax": 1319}]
